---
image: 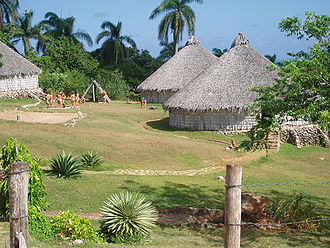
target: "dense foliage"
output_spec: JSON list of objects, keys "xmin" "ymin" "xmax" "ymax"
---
[
  {"xmin": 0, "ymin": 138, "xmax": 48, "ymax": 217},
  {"xmin": 100, "ymin": 191, "xmax": 157, "ymax": 244},
  {"xmin": 50, "ymin": 152, "xmax": 82, "ymax": 179},
  {"xmin": 29, "ymin": 206, "xmax": 55, "ymax": 240},
  {"xmin": 244, "ymin": 12, "xmax": 330, "ymax": 150}
]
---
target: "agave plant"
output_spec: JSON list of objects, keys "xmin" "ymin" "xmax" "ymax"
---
[
  {"xmin": 50, "ymin": 152, "xmax": 82, "ymax": 179},
  {"xmin": 100, "ymin": 192, "xmax": 157, "ymax": 242},
  {"xmin": 81, "ymin": 151, "xmax": 102, "ymax": 167}
]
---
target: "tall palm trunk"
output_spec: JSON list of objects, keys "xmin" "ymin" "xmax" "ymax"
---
[
  {"xmin": 23, "ymin": 36, "xmax": 31, "ymax": 55},
  {"xmin": 173, "ymin": 29, "xmax": 178, "ymax": 54}
]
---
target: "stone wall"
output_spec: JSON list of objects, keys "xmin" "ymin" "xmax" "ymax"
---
[
  {"xmin": 169, "ymin": 109, "xmax": 257, "ymax": 131},
  {"xmin": 141, "ymin": 90, "xmax": 177, "ymax": 104},
  {"xmin": 0, "ymin": 75, "xmax": 39, "ymax": 91},
  {"xmin": 0, "ymin": 88, "xmax": 44, "ymax": 100},
  {"xmin": 280, "ymin": 125, "xmax": 330, "ymax": 148}
]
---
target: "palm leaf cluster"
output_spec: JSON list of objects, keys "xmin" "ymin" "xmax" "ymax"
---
[
  {"xmin": 96, "ymin": 21, "xmax": 136, "ymax": 66},
  {"xmin": 100, "ymin": 192, "xmax": 157, "ymax": 239},
  {"xmin": 150, "ymin": 0, "xmax": 203, "ymax": 53},
  {"xmin": 0, "ymin": 0, "xmax": 19, "ymax": 27},
  {"xmin": 50, "ymin": 152, "xmax": 82, "ymax": 179}
]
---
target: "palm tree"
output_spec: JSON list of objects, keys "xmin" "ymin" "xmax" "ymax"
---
[
  {"xmin": 96, "ymin": 21, "xmax": 136, "ymax": 66},
  {"xmin": 150, "ymin": 0, "xmax": 203, "ymax": 54},
  {"xmin": 0, "ymin": 0, "xmax": 18, "ymax": 28},
  {"xmin": 41, "ymin": 12, "xmax": 93, "ymax": 47},
  {"xmin": 8, "ymin": 10, "xmax": 45, "ymax": 55}
]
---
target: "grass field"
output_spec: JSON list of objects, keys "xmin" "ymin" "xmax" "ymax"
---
[{"xmin": 0, "ymin": 100, "xmax": 329, "ymax": 247}]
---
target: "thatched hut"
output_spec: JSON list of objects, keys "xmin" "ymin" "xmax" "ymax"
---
[
  {"xmin": 137, "ymin": 37, "xmax": 218, "ymax": 104},
  {"xmin": 163, "ymin": 33, "xmax": 278, "ymax": 131},
  {"xmin": 0, "ymin": 41, "xmax": 42, "ymax": 98}
]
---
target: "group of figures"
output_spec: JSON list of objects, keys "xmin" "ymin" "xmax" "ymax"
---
[{"xmin": 44, "ymin": 92, "xmax": 86, "ymax": 108}]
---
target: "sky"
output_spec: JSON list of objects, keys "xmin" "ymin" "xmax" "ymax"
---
[{"xmin": 19, "ymin": 0, "xmax": 330, "ymax": 61}]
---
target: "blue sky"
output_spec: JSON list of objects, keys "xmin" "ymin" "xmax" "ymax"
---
[{"xmin": 19, "ymin": 0, "xmax": 330, "ymax": 60}]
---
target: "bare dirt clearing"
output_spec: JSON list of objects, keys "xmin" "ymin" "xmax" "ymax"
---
[{"xmin": 0, "ymin": 110, "xmax": 79, "ymax": 124}]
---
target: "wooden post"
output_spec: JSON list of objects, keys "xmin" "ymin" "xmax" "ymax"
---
[
  {"xmin": 92, "ymin": 84, "xmax": 96, "ymax": 102},
  {"xmin": 224, "ymin": 164, "xmax": 242, "ymax": 248},
  {"xmin": 9, "ymin": 162, "xmax": 29, "ymax": 248}
]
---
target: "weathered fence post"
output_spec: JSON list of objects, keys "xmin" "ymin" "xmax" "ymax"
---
[
  {"xmin": 224, "ymin": 164, "xmax": 242, "ymax": 248},
  {"xmin": 9, "ymin": 162, "xmax": 29, "ymax": 248}
]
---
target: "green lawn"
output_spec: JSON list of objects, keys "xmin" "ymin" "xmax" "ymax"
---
[{"xmin": 0, "ymin": 100, "xmax": 329, "ymax": 247}]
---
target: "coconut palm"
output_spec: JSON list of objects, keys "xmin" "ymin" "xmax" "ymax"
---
[
  {"xmin": 158, "ymin": 40, "xmax": 183, "ymax": 61},
  {"xmin": 0, "ymin": 0, "xmax": 19, "ymax": 28},
  {"xmin": 212, "ymin": 48, "xmax": 228, "ymax": 57},
  {"xmin": 96, "ymin": 21, "xmax": 136, "ymax": 66},
  {"xmin": 40, "ymin": 12, "xmax": 93, "ymax": 47},
  {"xmin": 8, "ymin": 10, "xmax": 45, "ymax": 55},
  {"xmin": 150, "ymin": 0, "xmax": 203, "ymax": 54}
]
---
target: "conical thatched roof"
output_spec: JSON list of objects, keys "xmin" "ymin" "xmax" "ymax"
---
[
  {"xmin": 164, "ymin": 33, "xmax": 278, "ymax": 111},
  {"xmin": 0, "ymin": 41, "xmax": 41, "ymax": 77},
  {"xmin": 137, "ymin": 37, "xmax": 218, "ymax": 92}
]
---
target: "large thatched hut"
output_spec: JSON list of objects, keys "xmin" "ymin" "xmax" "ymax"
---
[
  {"xmin": 163, "ymin": 33, "xmax": 278, "ymax": 131},
  {"xmin": 0, "ymin": 41, "xmax": 42, "ymax": 98},
  {"xmin": 137, "ymin": 37, "xmax": 218, "ymax": 104}
]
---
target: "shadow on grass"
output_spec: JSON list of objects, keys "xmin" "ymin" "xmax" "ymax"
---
[
  {"xmin": 119, "ymin": 180, "xmax": 224, "ymax": 210},
  {"xmin": 146, "ymin": 118, "xmax": 187, "ymax": 132}
]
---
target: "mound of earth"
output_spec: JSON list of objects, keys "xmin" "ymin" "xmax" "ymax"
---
[{"xmin": 0, "ymin": 111, "xmax": 79, "ymax": 124}]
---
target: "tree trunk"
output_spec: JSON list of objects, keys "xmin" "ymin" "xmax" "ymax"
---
[
  {"xmin": 173, "ymin": 31, "xmax": 178, "ymax": 54},
  {"xmin": 23, "ymin": 37, "xmax": 31, "ymax": 56}
]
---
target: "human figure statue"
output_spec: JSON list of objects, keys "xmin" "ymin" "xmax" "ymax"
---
[
  {"xmin": 44, "ymin": 92, "xmax": 53, "ymax": 108},
  {"xmin": 69, "ymin": 93, "xmax": 76, "ymax": 108},
  {"xmin": 102, "ymin": 91, "xmax": 108, "ymax": 103}
]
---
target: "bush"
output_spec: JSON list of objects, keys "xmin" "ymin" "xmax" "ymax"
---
[
  {"xmin": 100, "ymin": 192, "xmax": 157, "ymax": 244},
  {"xmin": 0, "ymin": 138, "xmax": 48, "ymax": 217},
  {"xmin": 51, "ymin": 210, "xmax": 102, "ymax": 242},
  {"xmin": 50, "ymin": 152, "xmax": 82, "ymax": 179},
  {"xmin": 269, "ymin": 194, "xmax": 321, "ymax": 230},
  {"xmin": 81, "ymin": 151, "xmax": 102, "ymax": 168},
  {"xmin": 29, "ymin": 207, "xmax": 55, "ymax": 241}
]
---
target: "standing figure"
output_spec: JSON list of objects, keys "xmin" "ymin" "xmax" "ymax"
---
[
  {"xmin": 56, "ymin": 92, "xmax": 62, "ymax": 108},
  {"xmin": 140, "ymin": 97, "xmax": 147, "ymax": 109},
  {"xmin": 60, "ymin": 92, "xmax": 66, "ymax": 108},
  {"xmin": 80, "ymin": 96, "xmax": 86, "ymax": 104},
  {"xmin": 102, "ymin": 91, "xmax": 108, "ymax": 103},
  {"xmin": 69, "ymin": 93, "xmax": 76, "ymax": 108},
  {"xmin": 76, "ymin": 93, "xmax": 80, "ymax": 105},
  {"xmin": 44, "ymin": 92, "xmax": 53, "ymax": 108}
]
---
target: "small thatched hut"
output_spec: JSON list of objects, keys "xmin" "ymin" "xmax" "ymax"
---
[
  {"xmin": 137, "ymin": 37, "xmax": 218, "ymax": 104},
  {"xmin": 0, "ymin": 41, "xmax": 42, "ymax": 98},
  {"xmin": 163, "ymin": 33, "xmax": 278, "ymax": 131}
]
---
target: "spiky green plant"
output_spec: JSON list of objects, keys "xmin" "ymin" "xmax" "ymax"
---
[
  {"xmin": 50, "ymin": 152, "xmax": 82, "ymax": 179},
  {"xmin": 100, "ymin": 192, "xmax": 157, "ymax": 243},
  {"xmin": 81, "ymin": 151, "xmax": 102, "ymax": 167}
]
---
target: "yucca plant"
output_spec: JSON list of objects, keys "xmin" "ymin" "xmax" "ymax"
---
[
  {"xmin": 81, "ymin": 151, "xmax": 102, "ymax": 167},
  {"xmin": 50, "ymin": 152, "xmax": 82, "ymax": 179},
  {"xmin": 100, "ymin": 192, "xmax": 157, "ymax": 243}
]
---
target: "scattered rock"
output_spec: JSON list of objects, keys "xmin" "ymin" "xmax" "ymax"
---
[
  {"xmin": 241, "ymin": 192, "xmax": 269, "ymax": 216},
  {"xmin": 0, "ymin": 88, "xmax": 44, "ymax": 100},
  {"xmin": 71, "ymin": 239, "xmax": 84, "ymax": 245}
]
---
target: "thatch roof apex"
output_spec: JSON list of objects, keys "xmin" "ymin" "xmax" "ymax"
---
[
  {"xmin": 137, "ymin": 37, "xmax": 217, "ymax": 92},
  {"xmin": 231, "ymin": 32, "xmax": 250, "ymax": 48},
  {"xmin": 0, "ymin": 41, "xmax": 41, "ymax": 78},
  {"xmin": 185, "ymin": 36, "xmax": 201, "ymax": 46},
  {"xmin": 164, "ymin": 35, "xmax": 279, "ymax": 112}
]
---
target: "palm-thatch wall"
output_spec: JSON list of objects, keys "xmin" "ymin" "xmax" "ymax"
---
[
  {"xmin": 0, "ymin": 41, "xmax": 41, "ymax": 97},
  {"xmin": 137, "ymin": 37, "xmax": 218, "ymax": 104},
  {"xmin": 163, "ymin": 33, "xmax": 279, "ymax": 131}
]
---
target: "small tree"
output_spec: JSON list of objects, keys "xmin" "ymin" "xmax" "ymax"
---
[{"xmin": 244, "ymin": 12, "xmax": 330, "ymax": 150}]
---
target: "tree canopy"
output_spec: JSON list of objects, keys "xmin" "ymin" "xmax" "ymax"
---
[{"xmin": 244, "ymin": 12, "xmax": 330, "ymax": 150}]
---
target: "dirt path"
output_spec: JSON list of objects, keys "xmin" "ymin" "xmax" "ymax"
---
[{"xmin": 82, "ymin": 150, "xmax": 265, "ymax": 176}]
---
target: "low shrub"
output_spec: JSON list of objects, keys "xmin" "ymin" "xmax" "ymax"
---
[
  {"xmin": 81, "ymin": 151, "xmax": 102, "ymax": 168},
  {"xmin": 29, "ymin": 207, "xmax": 55, "ymax": 241},
  {"xmin": 100, "ymin": 191, "xmax": 157, "ymax": 244},
  {"xmin": 50, "ymin": 152, "xmax": 82, "ymax": 179},
  {"xmin": 269, "ymin": 193, "xmax": 321, "ymax": 230},
  {"xmin": 51, "ymin": 210, "xmax": 102, "ymax": 243}
]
